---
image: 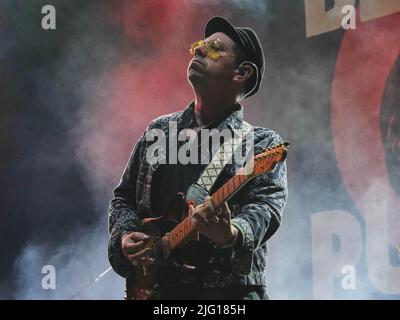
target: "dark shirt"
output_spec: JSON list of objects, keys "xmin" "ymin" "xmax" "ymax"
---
[
  {"xmin": 108, "ymin": 101, "xmax": 288, "ymax": 289},
  {"xmin": 150, "ymin": 162, "xmax": 202, "ymax": 216},
  {"xmin": 150, "ymin": 122, "xmax": 207, "ymax": 217}
]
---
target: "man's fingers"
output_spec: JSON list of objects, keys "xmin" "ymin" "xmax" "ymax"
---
[
  {"xmin": 123, "ymin": 240, "xmax": 145, "ymax": 254},
  {"xmin": 191, "ymin": 213, "xmax": 210, "ymax": 229},
  {"xmin": 205, "ymin": 206, "xmax": 219, "ymax": 223},
  {"xmin": 221, "ymin": 202, "xmax": 230, "ymax": 215},
  {"xmin": 204, "ymin": 196, "xmax": 214, "ymax": 213},
  {"xmin": 204, "ymin": 196, "xmax": 219, "ymax": 223},
  {"xmin": 191, "ymin": 199, "xmax": 230, "ymax": 228},
  {"xmin": 191, "ymin": 202, "xmax": 212, "ymax": 226},
  {"xmin": 121, "ymin": 232, "xmax": 151, "ymax": 258},
  {"xmin": 219, "ymin": 202, "xmax": 231, "ymax": 224},
  {"xmin": 126, "ymin": 232, "xmax": 149, "ymax": 242},
  {"xmin": 127, "ymin": 247, "xmax": 152, "ymax": 262},
  {"xmin": 188, "ymin": 203, "xmax": 195, "ymax": 216}
]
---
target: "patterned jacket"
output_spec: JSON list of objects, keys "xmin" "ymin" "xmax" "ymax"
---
[{"xmin": 108, "ymin": 101, "xmax": 288, "ymax": 288}]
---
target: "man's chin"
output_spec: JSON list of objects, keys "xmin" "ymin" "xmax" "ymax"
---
[{"xmin": 187, "ymin": 70, "xmax": 206, "ymax": 86}]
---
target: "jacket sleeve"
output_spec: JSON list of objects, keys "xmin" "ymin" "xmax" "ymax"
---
[
  {"xmin": 108, "ymin": 133, "xmax": 146, "ymax": 277},
  {"xmin": 230, "ymin": 131, "xmax": 288, "ymax": 275}
]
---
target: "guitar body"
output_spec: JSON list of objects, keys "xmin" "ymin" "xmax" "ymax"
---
[{"xmin": 125, "ymin": 193, "xmax": 199, "ymax": 300}]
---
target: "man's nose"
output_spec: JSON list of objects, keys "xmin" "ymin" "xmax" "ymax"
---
[{"xmin": 194, "ymin": 44, "xmax": 207, "ymax": 58}]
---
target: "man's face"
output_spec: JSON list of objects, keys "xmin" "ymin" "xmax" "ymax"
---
[{"xmin": 187, "ymin": 32, "xmax": 237, "ymax": 90}]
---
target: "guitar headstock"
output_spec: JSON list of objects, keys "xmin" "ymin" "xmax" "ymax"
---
[{"xmin": 244, "ymin": 141, "xmax": 290, "ymax": 177}]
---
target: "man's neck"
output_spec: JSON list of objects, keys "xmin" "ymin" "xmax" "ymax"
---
[{"xmin": 193, "ymin": 94, "xmax": 238, "ymax": 128}]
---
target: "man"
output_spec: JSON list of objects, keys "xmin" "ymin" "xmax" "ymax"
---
[{"xmin": 108, "ymin": 16, "xmax": 288, "ymax": 299}]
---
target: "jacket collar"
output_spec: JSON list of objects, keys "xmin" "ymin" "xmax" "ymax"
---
[{"xmin": 179, "ymin": 101, "xmax": 245, "ymax": 135}]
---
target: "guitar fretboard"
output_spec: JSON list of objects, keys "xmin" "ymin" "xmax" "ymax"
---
[
  {"xmin": 168, "ymin": 173, "xmax": 249, "ymax": 250},
  {"xmin": 211, "ymin": 173, "xmax": 248, "ymax": 208}
]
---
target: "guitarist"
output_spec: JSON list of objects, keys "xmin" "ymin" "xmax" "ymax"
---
[{"xmin": 108, "ymin": 16, "xmax": 288, "ymax": 299}]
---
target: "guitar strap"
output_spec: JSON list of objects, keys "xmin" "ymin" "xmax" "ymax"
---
[{"xmin": 186, "ymin": 121, "xmax": 253, "ymax": 205}]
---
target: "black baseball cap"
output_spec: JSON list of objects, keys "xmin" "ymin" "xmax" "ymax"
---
[{"xmin": 205, "ymin": 16, "xmax": 265, "ymax": 98}]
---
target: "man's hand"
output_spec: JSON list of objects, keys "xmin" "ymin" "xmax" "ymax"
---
[
  {"xmin": 121, "ymin": 232, "xmax": 153, "ymax": 266},
  {"xmin": 190, "ymin": 196, "xmax": 236, "ymax": 245}
]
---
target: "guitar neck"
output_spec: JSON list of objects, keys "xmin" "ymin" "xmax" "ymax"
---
[
  {"xmin": 210, "ymin": 172, "xmax": 249, "ymax": 208},
  {"xmin": 168, "ymin": 173, "xmax": 249, "ymax": 250},
  {"xmin": 167, "ymin": 141, "xmax": 289, "ymax": 251}
]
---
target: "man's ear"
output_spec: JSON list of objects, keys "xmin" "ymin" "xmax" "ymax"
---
[{"xmin": 233, "ymin": 62, "xmax": 254, "ymax": 84}]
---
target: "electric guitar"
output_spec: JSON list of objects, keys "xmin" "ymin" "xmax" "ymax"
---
[{"xmin": 125, "ymin": 141, "xmax": 289, "ymax": 299}]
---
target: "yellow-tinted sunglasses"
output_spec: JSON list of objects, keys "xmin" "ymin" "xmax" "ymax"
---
[{"xmin": 189, "ymin": 39, "xmax": 235, "ymax": 61}]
